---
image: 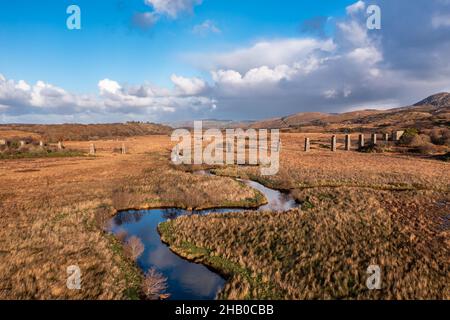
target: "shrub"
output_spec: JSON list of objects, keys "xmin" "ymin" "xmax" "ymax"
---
[
  {"xmin": 398, "ymin": 128, "xmax": 419, "ymax": 145},
  {"xmin": 429, "ymin": 128, "xmax": 450, "ymax": 146},
  {"xmin": 358, "ymin": 143, "xmax": 384, "ymax": 153},
  {"xmin": 141, "ymin": 268, "xmax": 169, "ymax": 300},
  {"xmin": 9, "ymin": 141, "xmax": 20, "ymax": 149},
  {"xmin": 444, "ymin": 130, "xmax": 450, "ymax": 146},
  {"xmin": 123, "ymin": 236, "xmax": 144, "ymax": 261},
  {"xmin": 407, "ymin": 134, "xmax": 433, "ymax": 147}
]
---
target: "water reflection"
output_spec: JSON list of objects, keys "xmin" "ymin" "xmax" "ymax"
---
[
  {"xmin": 110, "ymin": 208, "xmax": 226, "ymax": 300},
  {"xmin": 243, "ymin": 180, "xmax": 297, "ymax": 212},
  {"xmin": 161, "ymin": 208, "xmax": 182, "ymax": 220},
  {"xmin": 114, "ymin": 210, "xmax": 144, "ymax": 226},
  {"xmin": 109, "ymin": 171, "xmax": 298, "ymax": 300}
]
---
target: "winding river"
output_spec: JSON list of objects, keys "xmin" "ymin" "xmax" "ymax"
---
[{"xmin": 109, "ymin": 171, "xmax": 298, "ymax": 300}]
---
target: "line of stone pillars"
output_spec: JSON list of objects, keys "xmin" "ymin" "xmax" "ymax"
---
[{"xmin": 304, "ymin": 133, "xmax": 390, "ymax": 152}]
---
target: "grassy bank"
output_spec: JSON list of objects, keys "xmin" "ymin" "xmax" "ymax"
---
[
  {"xmin": 161, "ymin": 149, "xmax": 449, "ymax": 299},
  {"xmin": 158, "ymin": 220, "xmax": 281, "ymax": 299},
  {"xmin": 159, "ymin": 189, "xmax": 449, "ymax": 299}
]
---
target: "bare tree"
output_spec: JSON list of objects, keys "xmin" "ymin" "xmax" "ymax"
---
[
  {"xmin": 142, "ymin": 268, "xmax": 170, "ymax": 300},
  {"xmin": 123, "ymin": 236, "xmax": 144, "ymax": 261}
]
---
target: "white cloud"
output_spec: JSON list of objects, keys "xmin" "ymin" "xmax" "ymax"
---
[
  {"xmin": 337, "ymin": 20, "xmax": 369, "ymax": 47},
  {"xmin": 211, "ymin": 70, "xmax": 242, "ymax": 85},
  {"xmin": 98, "ymin": 79, "xmax": 121, "ymax": 95},
  {"xmin": 0, "ymin": 75, "xmax": 98, "ymax": 113},
  {"xmin": 212, "ymin": 64, "xmax": 302, "ymax": 86},
  {"xmin": 323, "ymin": 89, "xmax": 338, "ymax": 99},
  {"xmin": 244, "ymin": 65, "xmax": 295, "ymax": 83},
  {"xmin": 347, "ymin": 47, "xmax": 382, "ymax": 64},
  {"xmin": 170, "ymin": 74, "xmax": 207, "ymax": 95},
  {"xmin": 0, "ymin": 74, "xmax": 215, "ymax": 121},
  {"xmin": 3, "ymin": 1, "xmax": 450, "ymax": 123},
  {"xmin": 15, "ymin": 80, "xmax": 31, "ymax": 91},
  {"xmin": 343, "ymin": 88, "xmax": 352, "ymax": 97},
  {"xmin": 134, "ymin": 0, "xmax": 203, "ymax": 29},
  {"xmin": 346, "ymin": 1, "xmax": 365, "ymax": 15},
  {"xmin": 192, "ymin": 1, "xmax": 450, "ymax": 119},
  {"xmin": 144, "ymin": 0, "xmax": 202, "ymax": 18},
  {"xmin": 207, "ymin": 38, "xmax": 335, "ymax": 72},
  {"xmin": 193, "ymin": 20, "xmax": 221, "ymax": 35},
  {"xmin": 432, "ymin": 14, "xmax": 450, "ymax": 28}
]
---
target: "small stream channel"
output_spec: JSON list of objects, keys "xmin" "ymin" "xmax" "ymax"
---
[{"xmin": 109, "ymin": 170, "xmax": 298, "ymax": 300}]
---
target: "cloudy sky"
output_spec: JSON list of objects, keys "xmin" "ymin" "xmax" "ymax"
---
[{"xmin": 0, "ymin": 0, "xmax": 449, "ymax": 124}]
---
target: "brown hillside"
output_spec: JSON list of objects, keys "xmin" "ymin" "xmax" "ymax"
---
[
  {"xmin": 0, "ymin": 122, "xmax": 172, "ymax": 142},
  {"xmin": 250, "ymin": 93, "xmax": 450, "ymax": 132}
]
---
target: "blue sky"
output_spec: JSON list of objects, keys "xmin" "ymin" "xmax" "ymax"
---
[
  {"xmin": 0, "ymin": 0, "xmax": 449, "ymax": 123},
  {"xmin": 0, "ymin": 0, "xmax": 353, "ymax": 92}
]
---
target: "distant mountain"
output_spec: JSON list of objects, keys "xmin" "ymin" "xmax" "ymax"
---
[
  {"xmin": 250, "ymin": 110, "xmax": 383, "ymax": 129},
  {"xmin": 413, "ymin": 92, "xmax": 450, "ymax": 108},
  {"xmin": 249, "ymin": 93, "xmax": 450, "ymax": 132},
  {"xmin": 167, "ymin": 93, "xmax": 450, "ymax": 132}
]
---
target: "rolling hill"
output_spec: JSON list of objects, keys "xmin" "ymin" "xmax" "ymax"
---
[
  {"xmin": 249, "ymin": 92, "xmax": 450, "ymax": 132},
  {"xmin": 0, "ymin": 122, "xmax": 172, "ymax": 142}
]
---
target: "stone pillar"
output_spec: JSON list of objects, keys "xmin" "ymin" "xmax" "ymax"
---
[
  {"xmin": 57, "ymin": 141, "xmax": 63, "ymax": 150},
  {"xmin": 0, "ymin": 139, "xmax": 6, "ymax": 145},
  {"xmin": 89, "ymin": 143, "xmax": 96, "ymax": 155},
  {"xmin": 371, "ymin": 133, "xmax": 377, "ymax": 145},
  {"xmin": 121, "ymin": 143, "xmax": 126, "ymax": 154},
  {"xmin": 384, "ymin": 133, "xmax": 389, "ymax": 144},
  {"xmin": 358, "ymin": 134, "xmax": 365, "ymax": 149},
  {"xmin": 304, "ymin": 137, "xmax": 310, "ymax": 152},
  {"xmin": 345, "ymin": 135, "xmax": 351, "ymax": 151},
  {"xmin": 20, "ymin": 140, "xmax": 25, "ymax": 147},
  {"xmin": 39, "ymin": 141, "xmax": 44, "ymax": 147},
  {"xmin": 331, "ymin": 135, "xmax": 337, "ymax": 152}
]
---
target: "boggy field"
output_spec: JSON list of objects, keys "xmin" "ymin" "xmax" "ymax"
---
[
  {"xmin": 0, "ymin": 135, "xmax": 264, "ymax": 299},
  {"xmin": 0, "ymin": 132, "xmax": 449, "ymax": 299},
  {"xmin": 160, "ymin": 133, "xmax": 450, "ymax": 300}
]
